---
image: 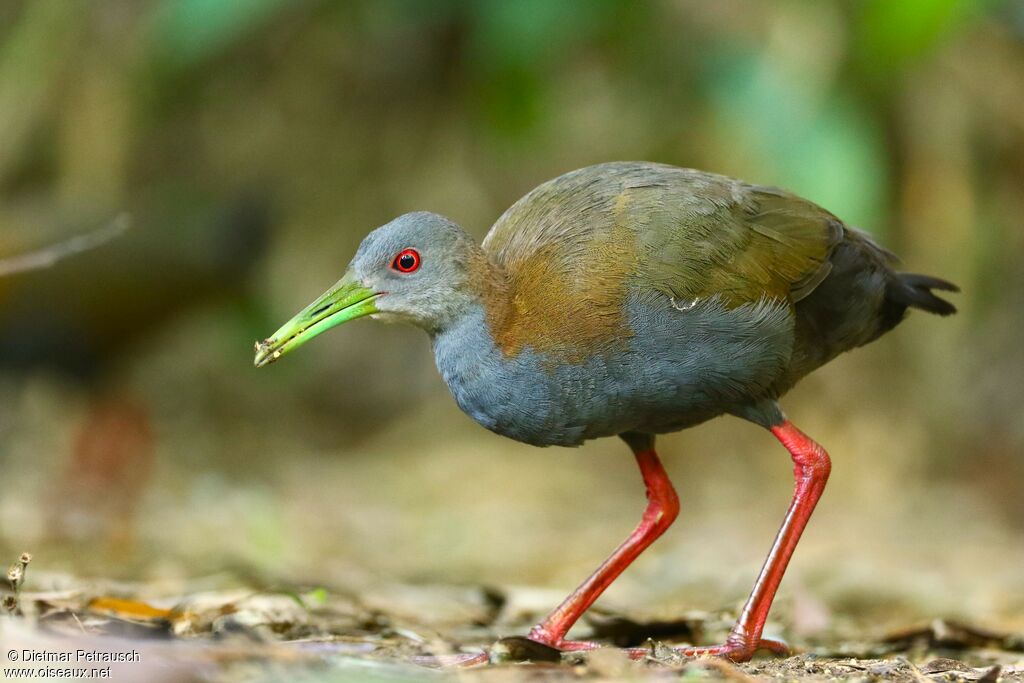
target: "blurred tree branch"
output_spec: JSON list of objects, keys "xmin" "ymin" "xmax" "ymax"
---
[{"xmin": 0, "ymin": 214, "xmax": 130, "ymax": 277}]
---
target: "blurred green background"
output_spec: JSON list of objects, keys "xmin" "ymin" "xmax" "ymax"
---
[{"xmin": 1, "ymin": 0, "xmax": 1022, "ymax": 638}]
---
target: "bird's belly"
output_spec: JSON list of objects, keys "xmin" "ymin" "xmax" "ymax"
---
[
  {"xmin": 440, "ymin": 353, "xmax": 741, "ymax": 447},
  {"xmin": 433, "ymin": 296, "xmax": 794, "ymax": 447}
]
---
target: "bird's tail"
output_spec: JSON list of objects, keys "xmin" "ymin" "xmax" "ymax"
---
[{"xmin": 888, "ymin": 272, "xmax": 959, "ymax": 316}]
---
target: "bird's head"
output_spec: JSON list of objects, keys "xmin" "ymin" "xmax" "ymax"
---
[{"xmin": 254, "ymin": 212, "xmax": 488, "ymax": 367}]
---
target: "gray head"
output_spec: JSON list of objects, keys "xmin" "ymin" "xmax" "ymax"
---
[
  {"xmin": 350, "ymin": 212, "xmax": 487, "ymax": 329},
  {"xmin": 254, "ymin": 212, "xmax": 489, "ymax": 366}
]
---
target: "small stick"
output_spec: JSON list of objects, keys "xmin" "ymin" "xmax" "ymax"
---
[
  {"xmin": 4, "ymin": 552, "xmax": 32, "ymax": 615},
  {"xmin": 0, "ymin": 214, "xmax": 131, "ymax": 277},
  {"xmin": 17, "ymin": 553, "xmax": 30, "ymax": 594},
  {"xmin": 70, "ymin": 611, "xmax": 87, "ymax": 634}
]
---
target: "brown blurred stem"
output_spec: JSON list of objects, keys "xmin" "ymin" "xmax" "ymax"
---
[{"xmin": 0, "ymin": 214, "xmax": 131, "ymax": 277}]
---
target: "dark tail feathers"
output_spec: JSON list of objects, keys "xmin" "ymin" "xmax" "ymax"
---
[{"xmin": 889, "ymin": 273, "xmax": 959, "ymax": 316}]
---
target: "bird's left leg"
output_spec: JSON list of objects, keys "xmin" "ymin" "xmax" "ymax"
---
[
  {"xmin": 526, "ymin": 432, "xmax": 680, "ymax": 651},
  {"xmin": 657, "ymin": 417, "xmax": 830, "ymax": 662}
]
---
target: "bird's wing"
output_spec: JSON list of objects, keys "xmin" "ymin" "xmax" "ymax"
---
[
  {"xmin": 480, "ymin": 163, "xmax": 844, "ymax": 360},
  {"xmin": 485, "ymin": 163, "xmax": 842, "ymax": 313},
  {"xmin": 632, "ymin": 178, "xmax": 843, "ymax": 307}
]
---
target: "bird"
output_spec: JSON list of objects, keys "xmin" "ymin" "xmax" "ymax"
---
[{"xmin": 254, "ymin": 161, "xmax": 957, "ymax": 662}]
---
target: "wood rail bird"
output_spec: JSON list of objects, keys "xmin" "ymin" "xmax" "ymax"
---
[{"xmin": 254, "ymin": 162, "xmax": 957, "ymax": 661}]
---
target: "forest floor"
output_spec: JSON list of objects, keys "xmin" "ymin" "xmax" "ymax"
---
[{"xmin": 3, "ymin": 559, "xmax": 1022, "ymax": 683}]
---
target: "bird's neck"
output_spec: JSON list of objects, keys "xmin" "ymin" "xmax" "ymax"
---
[
  {"xmin": 420, "ymin": 246, "xmax": 514, "ymax": 341},
  {"xmin": 430, "ymin": 246, "xmax": 545, "ymax": 418},
  {"xmin": 462, "ymin": 248, "xmax": 515, "ymax": 334},
  {"xmin": 430, "ymin": 300, "xmax": 515, "ymax": 431}
]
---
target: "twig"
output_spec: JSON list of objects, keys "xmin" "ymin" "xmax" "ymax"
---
[
  {"xmin": 903, "ymin": 658, "xmax": 931, "ymax": 683},
  {"xmin": 0, "ymin": 214, "xmax": 131, "ymax": 277},
  {"xmin": 693, "ymin": 657, "xmax": 759, "ymax": 682},
  {"xmin": 3, "ymin": 552, "xmax": 31, "ymax": 616},
  {"xmin": 70, "ymin": 611, "xmax": 88, "ymax": 635}
]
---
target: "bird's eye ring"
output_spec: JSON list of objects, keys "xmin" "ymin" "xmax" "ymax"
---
[{"xmin": 392, "ymin": 248, "xmax": 420, "ymax": 273}]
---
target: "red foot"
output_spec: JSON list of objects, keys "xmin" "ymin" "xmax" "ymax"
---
[
  {"xmin": 419, "ymin": 634, "xmax": 791, "ymax": 668},
  {"xmin": 641, "ymin": 636, "xmax": 790, "ymax": 662},
  {"xmin": 528, "ymin": 637, "xmax": 601, "ymax": 652},
  {"xmin": 525, "ymin": 633, "xmax": 790, "ymax": 663},
  {"xmin": 526, "ymin": 624, "xmax": 600, "ymax": 651}
]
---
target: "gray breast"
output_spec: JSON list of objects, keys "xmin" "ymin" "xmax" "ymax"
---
[{"xmin": 431, "ymin": 294, "xmax": 794, "ymax": 447}]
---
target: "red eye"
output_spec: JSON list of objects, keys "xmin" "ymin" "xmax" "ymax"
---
[{"xmin": 392, "ymin": 248, "xmax": 420, "ymax": 273}]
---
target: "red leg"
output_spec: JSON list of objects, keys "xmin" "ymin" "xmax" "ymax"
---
[
  {"xmin": 681, "ymin": 419, "xmax": 831, "ymax": 661},
  {"xmin": 527, "ymin": 441, "xmax": 680, "ymax": 649},
  {"xmin": 450, "ymin": 421, "xmax": 827, "ymax": 668}
]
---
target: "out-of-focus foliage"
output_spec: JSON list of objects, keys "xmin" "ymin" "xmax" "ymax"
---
[{"xmin": 0, "ymin": 0, "xmax": 1021, "ymax": 636}]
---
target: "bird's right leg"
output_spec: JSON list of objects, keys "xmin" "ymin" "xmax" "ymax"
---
[{"xmin": 526, "ymin": 432, "xmax": 680, "ymax": 650}]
